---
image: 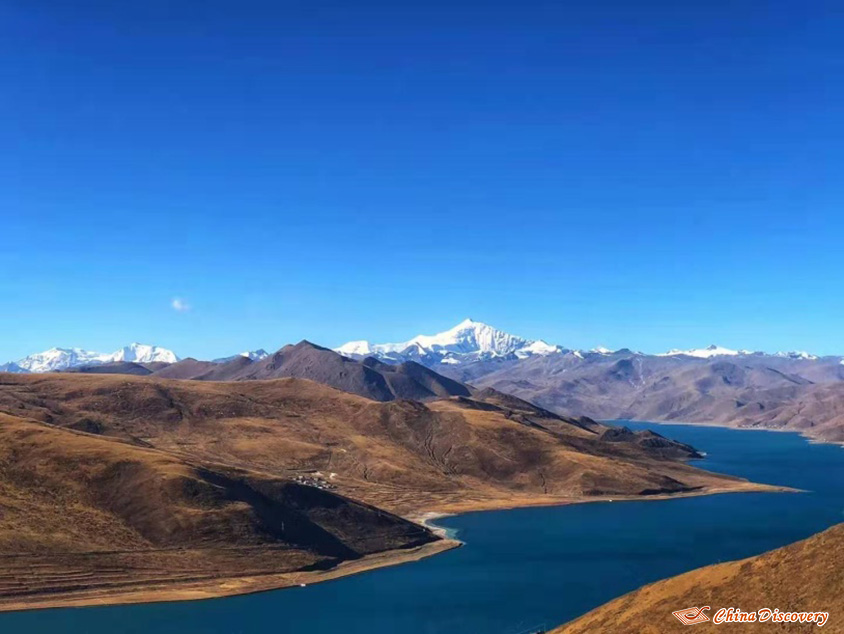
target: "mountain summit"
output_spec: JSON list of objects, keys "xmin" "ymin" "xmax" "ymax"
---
[{"xmin": 335, "ymin": 318, "xmax": 563, "ymax": 365}]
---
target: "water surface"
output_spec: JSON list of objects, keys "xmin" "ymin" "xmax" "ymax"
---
[{"xmin": 4, "ymin": 422, "xmax": 843, "ymax": 634}]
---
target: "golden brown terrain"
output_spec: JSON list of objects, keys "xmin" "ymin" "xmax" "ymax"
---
[
  {"xmin": 0, "ymin": 372, "xmax": 780, "ymax": 611},
  {"xmin": 552, "ymin": 523, "xmax": 844, "ymax": 633},
  {"xmin": 0, "ymin": 411, "xmax": 444, "ymax": 611}
]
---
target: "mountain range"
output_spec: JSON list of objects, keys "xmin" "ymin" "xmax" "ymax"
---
[
  {"xmin": 6, "ymin": 319, "xmax": 837, "ymax": 374},
  {"xmin": 334, "ymin": 321, "xmax": 844, "ymax": 443},
  {"xmin": 4, "ymin": 343, "xmax": 179, "ymax": 373},
  {"xmin": 155, "ymin": 341, "xmax": 475, "ymax": 402},
  {"xmin": 6, "ymin": 319, "xmax": 844, "ymax": 442},
  {"xmin": 335, "ymin": 318, "xmax": 563, "ymax": 364}
]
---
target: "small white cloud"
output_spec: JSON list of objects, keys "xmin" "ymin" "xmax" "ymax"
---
[{"xmin": 171, "ymin": 297, "xmax": 191, "ymax": 313}]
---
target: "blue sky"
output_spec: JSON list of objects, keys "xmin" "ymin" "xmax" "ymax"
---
[{"xmin": 2, "ymin": 0, "xmax": 843, "ymax": 361}]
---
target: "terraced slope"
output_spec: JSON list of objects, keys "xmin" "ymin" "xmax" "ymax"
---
[{"xmin": 0, "ymin": 412, "xmax": 439, "ymax": 610}]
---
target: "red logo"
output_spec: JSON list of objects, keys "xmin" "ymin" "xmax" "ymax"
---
[{"xmin": 672, "ymin": 606, "xmax": 711, "ymax": 625}]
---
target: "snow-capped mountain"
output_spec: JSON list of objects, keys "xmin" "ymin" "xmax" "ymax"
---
[
  {"xmin": 774, "ymin": 350, "xmax": 819, "ymax": 361},
  {"xmin": 16, "ymin": 348, "xmax": 109, "ymax": 373},
  {"xmin": 2, "ymin": 324, "xmax": 834, "ymax": 377},
  {"xmin": 659, "ymin": 344, "xmax": 748, "ymax": 359},
  {"xmin": 10, "ymin": 343, "xmax": 179, "ymax": 373},
  {"xmin": 335, "ymin": 318, "xmax": 565, "ymax": 364},
  {"xmin": 212, "ymin": 349, "xmax": 270, "ymax": 364},
  {"xmin": 658, "ymin": 345, "xmax": 826, "ymax": 360},
  {"xmin": 110, "ymin": 343, "xmax": 179, "ymax": 364}
]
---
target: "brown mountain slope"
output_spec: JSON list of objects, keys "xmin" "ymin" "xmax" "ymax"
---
[
  {"xmin": 65, "ymin": 361, "xmax": 169, "ymax": 376},
  {"xmin": 553, "ymin": 523, "xmax": 844, "ymax": 633},
  {"xmin": 147, "ymin": 341, "xmax": 472, "ymax": 402},
  {"xmin": 721, "ymin": 382, "xmax": 844, "ymax": 443},
  {"xmin": 152, "ymin": 357, "xmax": 221, "ymax": 379},
  {"xmin": 465, "ymin": 353, "xmax": 844, "ymax": 443},
  {"xmin": 0, "ymin": 373, "xmax": 772, "ymax": 517},
  {"xmin": 0, "ymin": 412, "xmax": 440, "ymax": 611}
]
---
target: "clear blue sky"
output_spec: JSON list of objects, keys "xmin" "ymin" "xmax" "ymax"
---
[{"xmin": 2, "ymin": 0, "xmax": 843, "ymax": 361}]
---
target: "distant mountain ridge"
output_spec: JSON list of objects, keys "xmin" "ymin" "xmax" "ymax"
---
[
  {"xmin": 335, "ymin": 319, "xmax": 838, "ymax": 365},
  {"xmin": 6, "ymin": 320, "xmax": 844, "ymax": 441},
  {"xmin": 11, "ymin": 343, "xmax": 179, "ymax": 373},
  {"xmin": 660, "ymin": 343, "xmax": 821, "ymax": 360},
  {"xmin": 331, "ymin": 320, "xmax": 844, "ymax": 443},
  {"xmin": 5, "ymin": 319, "xmax": 839, "ymax": 374},
  {"xmin": 153, "ymin": 341, "xmax": 474, "ymax": 402},
  {"xmin": 335, "ymin": 318, "xmax": 564, "ymax": 364}
]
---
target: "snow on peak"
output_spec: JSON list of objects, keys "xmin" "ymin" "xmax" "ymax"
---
[
  {"xmin": 12, "ymin": 344, "xmax": 179, "ymax": 373},
  {"xmin": 591, "ymin": 346, "xmax": 614, "ymax": 355},
  {"xmin": 774, "ymin": 350, "xmax": 818, "ymax": 361},
  {"xmin": 15, "ymin": 347, "xmax": 107, "ymax": 373},
  {"xmin": 240, "ymin": 349, "xmax": 269, "ymax": 361},
  {"xmin": 408, "ymin": 319, "xmax": 529, "ymax": 356},
  {"xmin": 660, "ymin": 344, "xmax": 742, "ymax": 359},
  {"xmin": 212, "ymin": 349, "xmax": 269, "ymax": 363},
  {"xmin": 658, "ymin": 346, "xmax": 823, "ymax": 361},
  {"xmin": 335, "ymin": 319, "xmax": 564, "ymax": 363},
  {"xmin": 111, "ymin": 343, "xmax": 179, "ymax": 364},
  {"xmin": 335, "ymin": 340, "xmax": 373, "ymax": 357},
  {"xmin": 514, "ymin": 339, "xmax": 564, "ymax": 358}
]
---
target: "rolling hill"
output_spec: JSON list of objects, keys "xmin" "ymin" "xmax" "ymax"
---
[
  {"xmin": 0, "ymin": 373, "xmax": 757, "ymax": 517},
  {"xmin": 0, "ymin": 410, "xmax": 440, "ymax": 611}
]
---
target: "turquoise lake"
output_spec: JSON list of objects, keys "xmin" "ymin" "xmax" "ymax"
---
[{"xmin": 3, "ymin": 422, "xmax": 843, "ymax": 633}]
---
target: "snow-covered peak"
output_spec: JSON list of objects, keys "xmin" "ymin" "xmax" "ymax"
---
[
  {"xmin": 775, "ymin": 350, "xmax": 818, "ymax": 361},
  {"xmin": 660, "ymin": 344, "xmax": 743, "ymax": 359},
  {"xmin": 335, "ymin": 340, "xmax": 373, "ymax": 357},
  {"xmin": 11, "ymin": 344, "xmax": 179, "ymax": 373},
  {"xmin": 111, "ymin": 343, "xmax": 179, "ymax": 364},
  {"xmin": 16, "ymin": 347, "xmax": 109, "ymax": 373},
  {"xmin": 240, "ymin": 349, "xmax": 269, "ymax": 361},
  {"xmin": 591, "ymin": 346, "xmax": 615, "ymax": 355},
  {"xmin": 335, "ymin": 319, "xmax": 564, "ymax": 363},
  {"xmin": 514, "ymin": 339, "xmax": 564, "ymax": 358},
  {"xmin": 407, "ymin": 319, "xmax": 529, "ymax": 356}
]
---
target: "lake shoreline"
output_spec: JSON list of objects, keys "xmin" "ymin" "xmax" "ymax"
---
[
  {"xmin": 0, "ymin": 477, "xmax": 789, "ymax": 615},
  {"xmin": 5, "ymin": 422, "xmax": 838, "ymax": 633},
  {"xmin": 0, "ymin": 539, "xmax": 462, "ymax": 615},
  {"xmin": 413, "ymin": 479, "xmax": 794, "ymax": 520},
  {"xmin": 608, "ymin": 417, "xmax": 844, "ymax": 447}
]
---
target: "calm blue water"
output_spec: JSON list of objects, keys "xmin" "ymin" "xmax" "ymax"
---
[{"xmin": 3, "ymin": 422, "xmax": 843, "ymax": 634}]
